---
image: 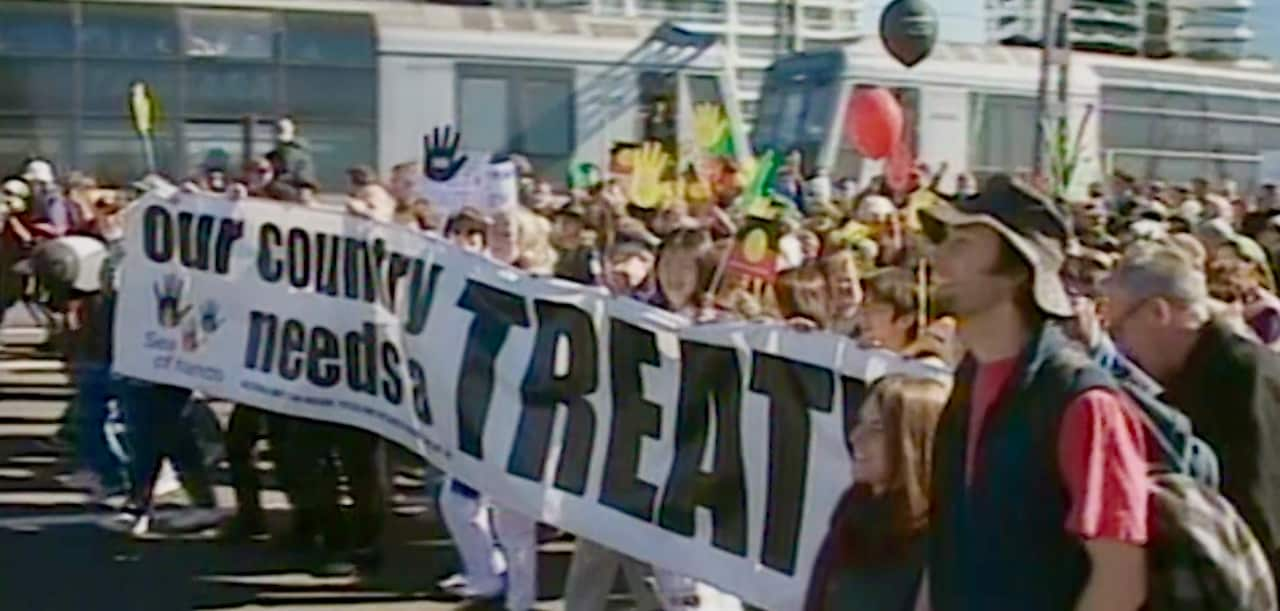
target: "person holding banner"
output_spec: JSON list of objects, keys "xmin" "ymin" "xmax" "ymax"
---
[
  {"xmin": 822, "ymin": 250, "xmax": 864, "ymax": 337},
  {"xmin": 435, "ymin": 208, "xmax": 508, "ymax": 601},
  {"xmin": 345, "ymin": 166, "xmax": 396, "ymax": 224},
  {"xmin": 857, "ymin": 268, "xmax": 925, "ymax": 354},
  {"xmin": 550, "ymin": 202, "xmax": 601, "ymax": 285},
  {"xmin": 915, "ymin": 175, "xmax": 1150, "ymax": 611},
  {"xmin": 805, "ymin": 374, "xmax": 947, "ymax": 611},
  {"xmin": 435, "ymin": 205, "xmax": 559, "ymax": 609},
  {"xmin": 776, "ymin": 263, "xmax": 831, "ymax": 330},
  {"xmin": 561, "ymin": 222, "xmax": 743, "ymax": 611}
]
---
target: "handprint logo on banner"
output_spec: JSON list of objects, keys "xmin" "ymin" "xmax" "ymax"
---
[
  {"xmin": 423, "ymin": 126, "xmax": 469, "ymax": 182},
  {"xmin": 154, "ymin": 273, "xmax": 192, "ymax": 328},
  {"xmin": 199, "ymin": 300, "xmax": 225, "ymax": 334},
  {"xmin": 628, "ymin": 141, "xmax": 671, "ymax": 210}
]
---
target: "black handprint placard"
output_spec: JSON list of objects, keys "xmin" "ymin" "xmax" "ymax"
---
[{"xmin": 423, "ymin": 125, "xmax": 469, "ymax": 182}]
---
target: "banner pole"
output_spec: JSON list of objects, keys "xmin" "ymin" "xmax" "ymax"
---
[
  {"xmin": 706, "ymin": 239, "xmax": 735, "ymax": 307},
  {"xmin": 917, "ymin": 256, "xmax": 928, "ymax": 333}
]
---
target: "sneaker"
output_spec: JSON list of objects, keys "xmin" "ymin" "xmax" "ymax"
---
[
  {"xmin": 439, "ymin": 573, "xmax": 504, "ymax": 599},
  {"xmin": 100, "ymin": 511, "xmax": 139, "ymax": 534},
  {"xmin": 167, "ymin": 507, "xmax": 225, "ymax": 532},
  {"xmin": 151, "ymin": 462, "xmax": 182, "ymax": 499},
  {"xmin": 100, "ymin": 510, "xmax": 150, "ymax": 537},
  {"xmin": 131, "ymin": 514, "xmax": 153, "ymax": 538},
  {"xmin": 437, "ymin": 573, "xmax": 469, "ymax": 593}
]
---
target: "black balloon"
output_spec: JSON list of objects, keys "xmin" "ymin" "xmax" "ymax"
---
[{"xmin": 879, "ymin": 0, "xmax": 939, "ymax": 68}]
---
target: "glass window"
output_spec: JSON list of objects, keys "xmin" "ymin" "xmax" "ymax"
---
[
  {"xmin": 80, "ymin": 119, "xmax": 176, "ymax": 186},
  {"xmin": 0, "ymin": 2, "xmax": 73, "ymax": 56},
  {"xmin": 687, "ymin": 74, "xmax": 725, "ymax": 108},
  {"xmin": 737, "ymin": 35, "xmax": 777, "ymax": 59},
  {"xmin": 0, "ymin": 59, "xmax": 74, "ymax": 113},
  {"xmin": 283, "ymin": 12, "xmax": 374, "ymax": 66},
  {"xmin": 1100, "ymin": 110, "xmax": 1157, "ymax": 149},
  {"xmin": 1257, "ymin": 124, "xmax": 1280, "ymax": 150},
  {"xmin": 82, "ymin": 61, "xmax": 180, "ymax": 117},
  {"xmin": 1258, "ymin": 99, "xmax": 1280, "ymax": 120},
  {"xmin": 181, "ymin": 8, "xmax": 276, "ymax": 60},
  {"xmin": 459, "ymin": 77, "xmax": 510, "ymax": 152},
  {"xmin": 1159, "ymin": 90, "xmax": 1205, "ymax": 112},
  {"xmin": 520, "ymin": 79, "xmax": 573, "ymax": 156},
  {"xmin": 738, "ymin": 3, "xmax": 777, "ymax": 25},
  {"xmin": 1158, "ymin": 115, "xmax": 1207, "ymax": 150},
  {"xmin": 1204, "ymin": 118, "xmax": 1257, "ymax": 154},
  {"xmin": 183, "ymin": 120, "xmax": 275, "ymax": 178},
  {"xmin": 81, "ymin": 4, "xmax": 179, "ymax": 58},
  {"xmin": 1206, "ymin": 94, "xmax": 1256, "ymax": 116},
  {"xmin": 1220, "ymin": 160, "xmax": 1257, "ymax": 191},
  {"xmin": 1149, "ymin": 156, "xmax": 1212, "ymax": 184},
  {"xmin": 296, "ymin": 124, "xmax": 375, "ymax": 190},
  {"xmin": 285, "ymin": 67, "xmax": 375, "ymax": 121},
  {"xmin": 186, "ymin": 63, "xmax": 276, "ymax": 117},
  {"xmin": 971, "ymin": 93, "xmax": 1038, "ymax": 172},
  {"xmin": 0, "ymin": 118, "xmax": 71, "ymax": 178},
  {"xmin": 803, "ymin": 6, "xmax": 833, "ymax": 21}
]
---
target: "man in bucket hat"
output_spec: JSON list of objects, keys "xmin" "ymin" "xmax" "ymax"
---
[{"xmin": 916, "ymin": 176, "xmax": 1150, "ymax": 611}]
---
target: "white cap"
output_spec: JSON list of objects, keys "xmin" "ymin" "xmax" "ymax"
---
[
  {"xmin": 1177, "ymin": 198, "xmax": 1204, "ymax": 221},
  {"xmin": 23, "ymin": 159, "xmax": 54, "ymax": 184},
  {"xmin": 1129, "ymin": 219, "xmax": 1167, "ymax": 241},
  {"xmin": 856, "ymin": 195, "xmax": 896, "ymax": 222}
]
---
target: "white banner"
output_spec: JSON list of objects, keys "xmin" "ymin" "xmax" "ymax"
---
[{"xmin": 113, "ymin": 193, "xmax": 942, "ymax": 610}]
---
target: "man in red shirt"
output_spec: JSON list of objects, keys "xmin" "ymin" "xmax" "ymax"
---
[{"xmin": 915, "ymin": 176, "xmax": 1149, "ymax": 611}]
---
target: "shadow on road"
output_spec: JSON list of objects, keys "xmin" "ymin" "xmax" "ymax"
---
[{"xmin": 0, "ymin": 395, "xmax": 609, "ymax": 611}]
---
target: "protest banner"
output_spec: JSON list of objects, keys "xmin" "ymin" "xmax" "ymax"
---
[{"xmin": 112, "ymin": 192, "xmax": 943, "ymax": 610}]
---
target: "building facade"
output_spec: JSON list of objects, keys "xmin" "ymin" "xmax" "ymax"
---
[
  {"xmin": 492, "ymin": 0, "xmax": 865, "ymax": 121},
  {"xmin": 0, "ymin": 0, "xmax": 378, "ymax": 188},
  {"xmin": 986, "ymin": 0, "xmax": 1254, "ymax": 60},
  {"xmin": 1169, "ymin": 0, "xmax": 1254, "ymax": 60}
]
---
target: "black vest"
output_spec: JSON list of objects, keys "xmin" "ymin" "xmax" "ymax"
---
[{"xmin": 928, "ymin": 324, "xmax": 1113, "ymax": 611}]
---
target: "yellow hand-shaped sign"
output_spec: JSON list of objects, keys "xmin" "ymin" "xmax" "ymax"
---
[
  {"xmin": 736, "ymin": 150, "xmax": 781, "ymax": 219},
  {"xmin": 693, "ymin": 103, "xmax": 730, "ymax": 153},
  {"xmin": 628, "ymin": 141, "xmax": 670, "ymax": 210}
]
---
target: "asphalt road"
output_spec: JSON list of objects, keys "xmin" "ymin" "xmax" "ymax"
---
[{"xmin": 0, "ymin": 318, "xmax": 639, "ymax": 611}]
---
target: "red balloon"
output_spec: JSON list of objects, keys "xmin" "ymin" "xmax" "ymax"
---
[{"xmin": 845, "ymin": 88, "xmax": 904, "ymax": 160}]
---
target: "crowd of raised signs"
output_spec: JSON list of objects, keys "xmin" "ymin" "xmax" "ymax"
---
[{"xmin": 7, "ymin": 114, "xmax": 1280, "ymax": 611}]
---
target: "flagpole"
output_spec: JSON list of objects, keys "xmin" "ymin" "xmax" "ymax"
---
[
  {"xmin": 129, "ymin": 81, "xmax": 156, "ymax": 176},
  {"xmin": 140, "ymin": 133, "xmax": 156, "ymax": 175}
]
